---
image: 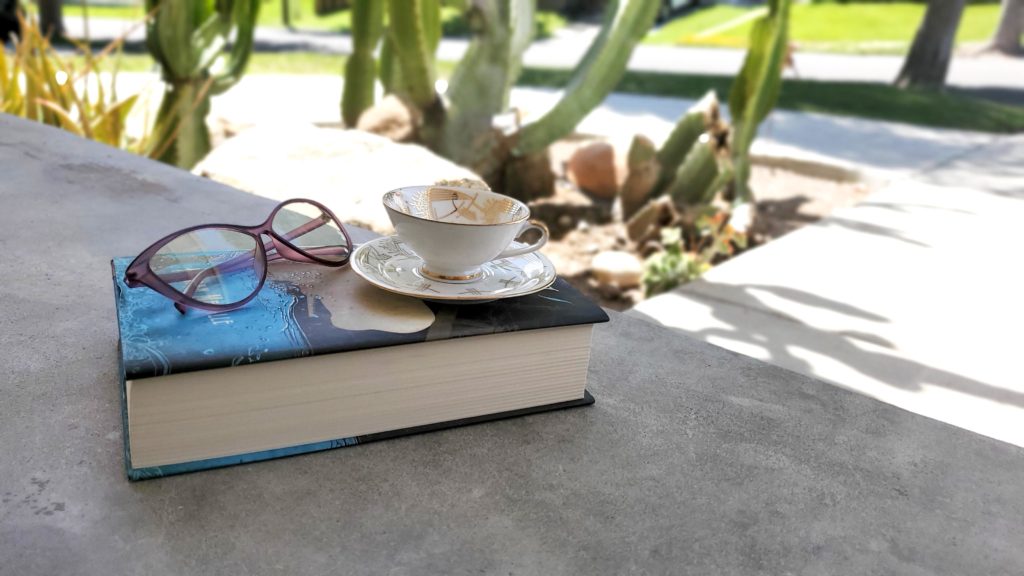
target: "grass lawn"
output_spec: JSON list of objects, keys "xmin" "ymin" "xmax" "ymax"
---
[
  {"xmin": 91, "ymin": 50, "xmax": 1024, "ymax": 134},
  {"xmin": 646, "ymin": 3, "xmax": 1002, "ymax": 54},
  {"xmin": 519, "ymin": 67, "xmax": 1024, "ymax": 134},
  {"xmin": 55, "ymin": 0, "xmax": 565, "ymax": 37}
]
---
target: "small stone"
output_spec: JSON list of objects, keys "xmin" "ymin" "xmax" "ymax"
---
[
  {"xmin": 355, "ymin": 95, "xmax": 420, "ymax": 143},
  {"xmin": 591, "ymin": 250, "xmax": 644, "ymax": 290},
  {"xmin": 567, "ymin": 142, "xmax": 618, "ymax": 200}
]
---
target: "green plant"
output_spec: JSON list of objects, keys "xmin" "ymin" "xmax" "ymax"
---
[
  {"xmin": 341, "ymin": 0, "xmax": 383, "ymax": 126},
  {"xmin": 728, "ymin": 0, "xmax": 790, "ymax": 207},
  {"xmin": 642, "ymin": 227, "xmax": 709, "ymax": 297},
  {"xmin": 144, "ymin": 0, "xmax": 260, "ymax": 169},
  {"xmin": 340, "ymin": 0, "xmax": 660, "ymax": 199},
  {"xmin": 641, "ymin": 208, "xmax": 748, "ymax": 297},
  {"xmin": 627, "ymin": 0, "xmax": 790, "ymax": 237},
  {"xmin": 0, "ymin": 12, "xmax": 151, "ymax": 152}
]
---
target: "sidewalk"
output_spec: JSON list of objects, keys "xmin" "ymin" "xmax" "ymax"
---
[
  {"xmin": 113, "ymin": 72, "xmax": 997, "ymax": 181},
  {"xmin": 629, "ymin": 135, "xmax": 1024, "ymax": 448},
  {"xmin": 64, "ymin": 16, "xmax": 1024, "ymax": 91}
]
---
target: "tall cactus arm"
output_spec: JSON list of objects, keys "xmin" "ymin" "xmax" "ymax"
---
[
  {"xmin": 387, "ymin": 0, "xmax": 439, "ymax": 109},
  {"xmin": 342, "ymin": 0, "xmax": 384, "ymax": 126},
  {"xmin": 379, "ymin": 32, "xmax": 403, "ymax": 95},
  {"xmin": 729, "ymin": 0, "xmax": 788, "ymax": 153},
  {"xmin": 728, "ymin": 0, "xmax": 789, "ymax": 203},
  {"xmin": 655, "ymin": 90, "xmax": 718, "ymax": 194},
  {"xmin": 443, "ymin": 0, "xmax": 535, "ymax": 175},
  {"xmin": 513, "ymin": 0, "xmax": 658, "ymax": 156},
  {"xmin": 422, "ymin": 0, "xmax": 442, "ymax": 56},
  {"xmin": 447, "ymin": 0, "xmax": 534, "ymax": 118},
  {"xmin": 211, "ymin": 0, "xmax": 260, "ymax": 94},
  {"xmin": 150, "ymin": 0, "xmax": 200, "ymax": 81},
  {"xmin": 143, "ymin": 0, "xmax": 164, "ymax": 67}
]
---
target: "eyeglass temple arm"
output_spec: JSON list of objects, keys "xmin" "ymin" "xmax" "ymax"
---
[{"xmin": 172, "ymin": 216, "xmax": 347, "ymax": 314}]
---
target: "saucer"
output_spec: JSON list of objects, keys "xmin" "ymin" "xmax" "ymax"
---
[{"xmin": 351, "ymin": 236, "xmax": 557, "ymax": 303}]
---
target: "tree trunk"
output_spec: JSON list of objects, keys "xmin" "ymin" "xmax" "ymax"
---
[
  {"xmin": 282, "ymin": 0, "xmax": 292, "ymax": 29},
  {"xmin": 989, "ymin": 0, "xmax": 1024, "ymax": 55},
  {"xmin": 895, "ymin": 0, "xmax": 967, "ymax": 89},
  {"xmin": 38, "ymin": 0, "xmax": 64, "ymax": 38},
  {"xmin": 1, "ymin": 0, "xmax": 20, "ymax": 43}
]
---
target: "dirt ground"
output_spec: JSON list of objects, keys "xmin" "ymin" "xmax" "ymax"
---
[{"xmin": 545, "ymin": 164, "xmax": 873, "ymax": 311}]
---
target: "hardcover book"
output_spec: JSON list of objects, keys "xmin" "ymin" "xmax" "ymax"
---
[{"xmin": 111, "ymin": 257, "xmax": 609, "ymax": 480}]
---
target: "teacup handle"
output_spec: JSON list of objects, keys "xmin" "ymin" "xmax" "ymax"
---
[{"xmin": 496, "ymin": 220, "xmax": 549, "ymax": 260}]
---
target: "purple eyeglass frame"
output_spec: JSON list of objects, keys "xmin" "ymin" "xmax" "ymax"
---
[{"xmin": 123, "ymin": 198, "xmax": 353, "ymax": 315}]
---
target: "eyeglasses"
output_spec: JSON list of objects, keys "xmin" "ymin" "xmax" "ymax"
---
[{"xmin": 124, "ymin": 198, "xmax": 352, "ymax": 314}]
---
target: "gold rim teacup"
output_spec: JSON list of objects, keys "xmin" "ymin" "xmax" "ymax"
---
[{"xmin": 383, "ymin": 185, "xmax": 549, "ymax": 283}]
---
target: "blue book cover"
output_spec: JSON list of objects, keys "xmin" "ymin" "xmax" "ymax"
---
[{"xmin": 111, "ymin": 258, "xmax": 608, "ymax": 480}]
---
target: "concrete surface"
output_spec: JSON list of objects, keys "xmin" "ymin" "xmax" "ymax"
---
[
  {"xmin": 631, "ymin": 135, "xmax": 1024, "ymax": 448},
  {"xmin": 64, "ymin": 16, "xmax": 1024, "ymax": 91},
  {"xmin": 3, "ymin": 115, "xmax": 1024, "ymax": 574}
]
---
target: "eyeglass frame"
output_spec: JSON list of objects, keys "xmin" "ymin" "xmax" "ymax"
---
[{"xmin": 123, "ymin": 198, "xmax": 352, "ymax": 315}]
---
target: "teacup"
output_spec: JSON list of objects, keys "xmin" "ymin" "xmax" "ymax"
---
[{"xmin": 383, "ymin": 185, "xmax": 549, "ymax": 283}]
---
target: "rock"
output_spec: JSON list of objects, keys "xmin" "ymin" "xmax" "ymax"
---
[
  {"xmin": 355, "ymin": 95, "xmax": 420, "ymax": 142},
  {"xmin": 194, "ymin": 124, "xmax": 482, "ymax": 234},
  {"xmin": 567, "ymin": 142, "xmax": 618, "ymax": 200},
  {"xmin": 503, "ymin": 147, "xmax": 555, "ymax": 201},
  {"xmin": 591, "ymin": 250, "xmax": 644, "ymax": 290},
  {"xmin": 619, "ymin": 135, "xmax": 661, "ymax": 221}
]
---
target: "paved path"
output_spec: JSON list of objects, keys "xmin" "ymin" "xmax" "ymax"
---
[
  {"xmin": 65, "ymin": 16, "xmax": 1024, "ymax": 91},
  {"xmin": 630, "ymin": 134, "xmax": 1024, "ymax": 448},
  {"xmin": 112, "ymin": 72, "xmax": 998, "ymax": 182}
]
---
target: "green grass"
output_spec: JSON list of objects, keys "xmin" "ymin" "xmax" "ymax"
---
[
  {"xmin": 646, "ymin": 3, "xmax": 1003, "ymax": 54},
  {"xmin": 519, "ymin": 67, "xmax": 1024, "ymax": 134},
  {"xmin": 72, "ymin": 51, "xmax": 1024, "ymax": 134},
  {"xmin": 645, "ymin": 5, "xmax": 751, "ymax": 45},
  {"xmin": 56, "ymin": 0, "xmax": 565, "ymax": 38}
]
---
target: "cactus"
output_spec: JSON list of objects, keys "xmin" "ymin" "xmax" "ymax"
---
[
  {"xmin": 654, "ymin": 90, "xmax": 719, "ymax": 195},
  {"xmin": 513, "ymin": 0, "xmax": 660, "ymax": 156},
  {"xmin": 442, "ymin": 0, "xmax": 534, "ymax": 178},
  {"xmin": 341, "ymin": 0, "xmax": 383, "ymax": 127},
  {"xmin": 664, "ymin": 134, "xmax": 721, "ymax": 207},
  {"xmin": 728, "ymin": 0, "xmax": 790, "ymax": 204},
  {"xmin": 145, "ymin": 0, "xmax": 260, "ymax": 169},
  {"xmin": 386, "ymin": 0, "xmax": 440, "ymax": 111}
]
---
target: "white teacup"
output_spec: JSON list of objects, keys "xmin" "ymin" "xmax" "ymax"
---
[{"xmin": 383, "ymin": 185, "xmax": 549, "ymax": 283}]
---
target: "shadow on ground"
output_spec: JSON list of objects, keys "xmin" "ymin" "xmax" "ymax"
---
[{"xmin": 633, "ymin": 281, "xmax": 1024, "ymax": 410}]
